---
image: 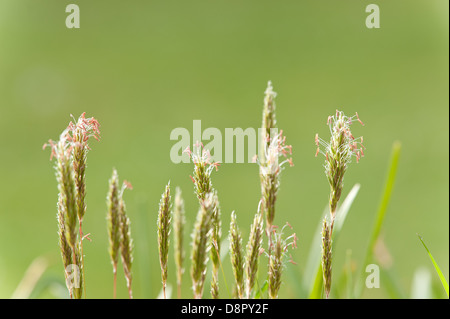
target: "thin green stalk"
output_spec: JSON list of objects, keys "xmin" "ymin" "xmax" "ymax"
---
[{"xmin": 417, "ymin": 234, "xmax": 449, "ymax": 297}]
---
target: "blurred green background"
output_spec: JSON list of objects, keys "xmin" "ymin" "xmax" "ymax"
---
[{"xmin": 0, "ymin": 0, "xmax": 448, "ymax": 299}]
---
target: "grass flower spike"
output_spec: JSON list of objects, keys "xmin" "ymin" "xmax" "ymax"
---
[
  {"xmin": 119, "ymin": 180, "xmax": 133, "ymax": 299},
  {"xmin": 67, "ymin": 112, "xmax": 100, "ymax": 298},
  {"xmin": 229, "ymin": 211, "xmax": 244, "ymax": 299},
  {"xmin": 261, "ymin": 81, "xmax": 277, "ymax": 160},
  {"xmin": 321, "ymin": 219, "xmax": 332, "ymax": 299},
  {"xmin": 45, "ymin": 113, "xmax": 100, "ymax": 299},
  {"xmin": 186, "ymin": 142, "xmax": 222, "ymax": 298},
  {"xmin": 191, "ymin": 192, "xmax": 215, "ymax": 299},
  {"xmin": 244, "ymin": 208, "xmax": 264, "ymax": 299},
  {"xmin": 315, "ymin": 110, "xmax": 365, "ymax": 298},
  {"xmin": 184, "ymin": 142, "xmax": 220, "ymax": 201},
  {"xmin": 210, "ymin": 192, "xmax": 221, "ymax": 299},
  {"xmin": 67, "ymin": 112, "xmax": 100, "ymax": 223},
  {"xmin": 315, "ymin": 110, "xmax": 365, "ymax": 221},
  {"xmin": 256, "ymin": 129, "xmax": 293, "ymax": 233},
  {"xmin": 48, "ymin": 131, "xmax": 78, "ymax": 251},
  {"xmin": 256, "ymin": 82, "xmax": 293, "ymax": 233},
  {"xmin": 106, "ymin": 169, "xmax": 120, "ymax": 298},
  {"xmin": 157, "ymin": 181, "xmax": 172, "ymax": 299},
  {"xmin": 267, "ymin": 224, "xmax": 298, "ymax": 299}
]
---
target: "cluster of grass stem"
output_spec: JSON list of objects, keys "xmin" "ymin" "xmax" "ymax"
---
[
  {"xmin": 45, "ymin": 113, "xmax": 99, "ymax": 299},
  {"xmin": 45, "ymin": 85, "xmax": 371, "ymax": 301},
  {"xmin": 106, "ymin": 170, "xmax": 134, "ymax": 299}
]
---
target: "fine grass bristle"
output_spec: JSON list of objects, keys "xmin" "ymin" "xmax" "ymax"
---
[{"xmin": 157, "ymin": 181, "xmax": 172, "ymax": 299}]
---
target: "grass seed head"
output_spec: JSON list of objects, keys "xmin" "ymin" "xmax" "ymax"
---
[
  {"xmin": 245, "ymin": 209, "xmax": 264, "ymax": 299},
  {"xmin": 315, "ymin": 110, "xmax": 365, "ymax": 216},
  {"xmin": 190, "ymin": 192, "xmax": 215, "ymax": 299},
  {"xmin": 229, "ymin": 211, "xmax": 244, "ymax": 299},
  {"xmin": 184, "ymin": 142, "xmax": 219, "ymax": 201},
  {"xmin": 157, "ymin": 181, "xmax": 172, "ymax": 296},
  {"xmin": 321, "ymin": 218, "xmax": 332, "ymax": 299},
  {"xmin": 107, "ymin": 169, "xmax": 121, "ymax": 270},
  {"xmin": 119, "ymin": 183, "xmax": 133, "ymax": 299}
]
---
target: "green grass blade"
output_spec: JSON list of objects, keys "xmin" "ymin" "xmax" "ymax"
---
[
  {"xmin": 356, "ymin": 141, "xmax": 401, "ymax": 297},
  {"xmin": 306, "ymin": 183, "xmax": 360, "ymax": 298},
  {"xmin": 333, "ymin": 184, "xmax": 361, "ymax": 241},
  {"xmin": 308, "ymin": 265, "xmax": 324, "ymax": 299},
  {"xmin": 254, "ymin": 280, "xmax": 268, "ymax": 299},
  {"xmin": 417, "ymin": 234, "xmax": 449, "ymax": 297},
  {"xmin": 303, "ymin": 206, "xmax": 327, "ymax": 298},
  {"xmin": 367, "ymin": 141, "xmax": 401, "ymax": 257}
]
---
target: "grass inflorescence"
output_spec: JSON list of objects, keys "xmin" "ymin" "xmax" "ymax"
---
[{"xmin": 51, "ymin": 84, "xmax": 442, "ymax": 301}]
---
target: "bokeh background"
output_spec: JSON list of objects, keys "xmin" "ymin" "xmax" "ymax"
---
[{"xmin": 0, "ymin": 0, "xmax": 448, "ymax": 299}]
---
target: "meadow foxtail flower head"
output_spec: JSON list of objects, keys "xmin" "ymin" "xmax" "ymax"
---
[
  {"xmin": 68, "ymin": 112, "xmax": 100, "ymax": 222},
  {"xmin": 44, "ymin": 113, "xmax": 100, "ymax": 299},
  {"xmin": 184, "ymin": 141, "xmax": 220, "ymax": 201},
  {"xmin": 267, "ymin": 222, "xmax": 298, "ymax": 299},
  {"xmin": 254, "ymin": 130, "xmax": 293, "ymax": 231},
  {"xmin": 315, "ymin": 110, "xmax": 365, "ymax": 217},
  {"xmin": 315, "ymin": 110, "xmax": 365, "ymax": 299}
]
